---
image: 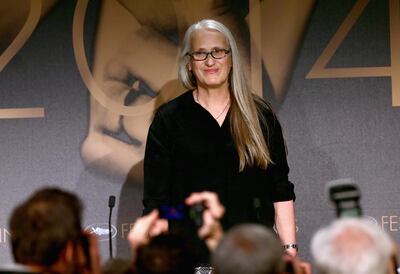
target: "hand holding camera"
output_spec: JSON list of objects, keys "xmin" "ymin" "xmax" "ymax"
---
[
  {"xmin": 185, "ymin": 191, "xmax": 225, "ymax": 250},
  {"xmin": 127, "ymin": 210, "xmax": 168, "ymax": 254},
  {"xmin": 128, "ymin": 191, "xmax": 225, "ymax": 253}
]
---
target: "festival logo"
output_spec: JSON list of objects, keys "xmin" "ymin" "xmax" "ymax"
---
[
  {"xmin": 364, "ymin": 215, "xmax": 379, "ymax": 226},
  {"xmin": 85, "ymin": 223, "xmax": 117, "ymax": 241}
]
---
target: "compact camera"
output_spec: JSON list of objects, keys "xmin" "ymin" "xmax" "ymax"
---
[
  {"xmin": 327, "ymin": 178, "xmax": 362, "ymax": 218},
  {"xmin": 158, "ymin": 203, "xmax": 205, "ymax": 228}
]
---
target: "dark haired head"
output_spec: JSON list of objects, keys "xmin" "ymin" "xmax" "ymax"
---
[
  {"xmin": 9, "ymin": 187, "xmax": 82, "ymax": 266},
  {"xmin": 212, "ymin": 224, "xmax": 284, "ymax": 274},
  {"xmin": 135, "ymin": 233, "xmax": 196, "ymax": 274},
  {"xmin": 102, "ymin": 258, "xmax": 135, "ymax": 274}
]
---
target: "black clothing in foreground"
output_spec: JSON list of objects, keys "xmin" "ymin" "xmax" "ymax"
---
[{"xmin": 143, "ymin": 90, "xmax": 295, "ymax": 230}]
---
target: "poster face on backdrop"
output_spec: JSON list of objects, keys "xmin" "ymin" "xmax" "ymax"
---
[{"xmin": 0, "ymin": 0, "xmax": 399, "ymax": 265}]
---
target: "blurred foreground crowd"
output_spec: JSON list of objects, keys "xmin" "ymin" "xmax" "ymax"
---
[{"xmin": 3, "ymin": 187, "xmax": 399, "ymax": 274}]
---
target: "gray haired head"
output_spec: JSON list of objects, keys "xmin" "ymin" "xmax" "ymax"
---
[
  {"xmin": 178, "ymin": 19, "xmax": 244, "ymax": 91},
  {"xmin": 311, "ymin": 218, "xmax": 394, "ymax": 274}
]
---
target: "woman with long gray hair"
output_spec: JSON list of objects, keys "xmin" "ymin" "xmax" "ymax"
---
[{"xmin": 143, "ymin": 19, "xmax": 297, "ymax": 262}]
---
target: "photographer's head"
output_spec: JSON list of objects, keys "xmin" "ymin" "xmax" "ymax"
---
[
  {"xmin": 135, "ymin": 233, "xmax": 196, "ymax": 274},
  {"xmin": 212, "ymin": 224, "xmax": 284, "ymax": 274},
  {"xmin": 9, "ymin": 187, "xmax": 89, "ymax": 273},
  {"xmin": 311, "ymin": 218, "xmax": 394, "ymax": 274}
]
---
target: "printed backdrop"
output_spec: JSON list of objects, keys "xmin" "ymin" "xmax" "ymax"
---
[{"xmin": 0, "ymin": 0, "xmax": 399, "ymax": 264}]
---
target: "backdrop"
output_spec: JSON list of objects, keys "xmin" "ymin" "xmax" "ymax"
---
[{"xmin": 0, "ymin": 0, "xmax": 399, "ymax": 264}]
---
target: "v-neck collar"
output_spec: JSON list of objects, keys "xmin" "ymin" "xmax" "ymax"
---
[{"xmin": 189, "ymin": 90, "xmax": 230, "ymax": 129}]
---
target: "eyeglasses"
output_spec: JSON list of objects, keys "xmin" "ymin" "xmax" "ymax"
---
[{"xmin": 186, "ymin": 48, "xmax": 231, "ymax": 61}]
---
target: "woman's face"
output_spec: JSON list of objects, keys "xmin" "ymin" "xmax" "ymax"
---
[{"xmin": 188, "ymin": 29, "xmax": 232, "ymax": 91}]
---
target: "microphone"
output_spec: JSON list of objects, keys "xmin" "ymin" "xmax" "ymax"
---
[
  {"xmin": 108, "ymin": 195, "xmax": 116, "ymax": 258},
  {"xmin": 109, "ymin": 195, "xmax": 116, "ymax": 208}
]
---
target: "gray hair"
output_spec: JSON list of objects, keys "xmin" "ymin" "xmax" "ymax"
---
[
  {"xmin": 212, "ymin": 224, "xmax": 284, "ymax": 274},
  {"xmin": 178, "ymin": 19, "xmax": 272, "ymax": 171},
  {"xmin": 178, "ymin": 19, "xmax": 245, "ymax": 90},
  {"xmin": 311, "ymin": 218, "xmax": 393, "ymax": 274}
]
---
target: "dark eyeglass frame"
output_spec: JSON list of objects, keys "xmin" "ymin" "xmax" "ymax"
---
[{"xmin": 186, "ymin": 48, "xmax": 231, "ymax": 61}]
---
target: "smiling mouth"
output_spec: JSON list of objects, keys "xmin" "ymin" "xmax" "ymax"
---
[{"xmin": 204, "ymin": 69, "xmax": 218, "ymax": 74}]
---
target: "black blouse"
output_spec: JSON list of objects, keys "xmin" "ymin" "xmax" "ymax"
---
[{"xmin": 143, "ymin": 90, "xmax": 295, "ymax": 230}]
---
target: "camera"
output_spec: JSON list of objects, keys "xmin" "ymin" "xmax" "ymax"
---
[
  {"xmin": 158, "ymin": 203, "xmax": 205, "ymax": 228},
  {"xmin": 327, "ymin": 178, "xmax": 362, "ymax": 218}
]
